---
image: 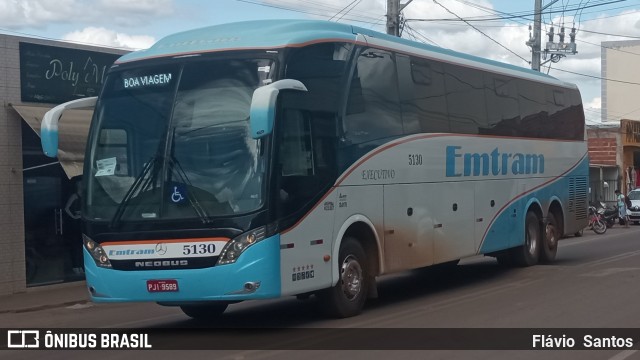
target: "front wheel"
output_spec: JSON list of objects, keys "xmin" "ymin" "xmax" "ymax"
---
[
  {"xmin": 592, "ymin": 219, "xmax": 607, "ymax": 234},
  {"xmin": 317, "ymin": 237, "xmax": 368, "ymax": 318},
  {"xmin": 180, "ymin": 303, "xmax": 228, "ymax": 320}
]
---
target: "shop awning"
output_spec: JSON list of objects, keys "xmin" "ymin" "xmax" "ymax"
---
[{"xmin": 11, "ymin": 104, "xmax": 93, "ymax": 179}]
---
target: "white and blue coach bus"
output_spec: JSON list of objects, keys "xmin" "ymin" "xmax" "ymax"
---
[{"xmin": 41, "ymin": 20, "xmax": 588, "ymax": 319}]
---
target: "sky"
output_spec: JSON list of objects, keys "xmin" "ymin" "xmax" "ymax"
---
[{"xmin": 1, "ymin": 0, "xmax": 639, "ymax": 124}]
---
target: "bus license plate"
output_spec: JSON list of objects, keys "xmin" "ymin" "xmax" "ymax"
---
[{"xmin": 147, "ymin": 279, "xmax": 179, "ymax": 292}]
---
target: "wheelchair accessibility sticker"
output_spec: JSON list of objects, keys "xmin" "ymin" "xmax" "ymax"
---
[{"xmin": 170, "ymin": 184, "xmax": 187, "ymax": 204}]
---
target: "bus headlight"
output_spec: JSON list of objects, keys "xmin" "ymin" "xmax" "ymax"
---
[
  {"xmin": 217, "ymin": 227, "xmax": 266, "ymax": 265},
  {"xmin": 83, "ymin": 235, "xmax": 112, "ymax": 268}
]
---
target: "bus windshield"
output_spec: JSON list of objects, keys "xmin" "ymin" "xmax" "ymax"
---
[{"xmin": 86, "ymin": 57, "xmax": 275, "ymax": 222}]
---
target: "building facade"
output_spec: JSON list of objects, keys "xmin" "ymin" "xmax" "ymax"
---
[
  {"xmin": 586, "ymin": 40, "xmax": 640, "ymax": 202},
  {"xmin": 0, "ymin": 34, "xmax": 125, "ymax": 296},
  {"xmin": 601, "ymin": 40, "xmax": 640, "ymax": 123}
]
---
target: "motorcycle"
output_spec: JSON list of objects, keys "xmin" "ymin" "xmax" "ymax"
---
[
  {"xmin": 588, "ymin": 205, "xmax": 607, "ymax": 234},
  {"xmin": 596, "ymin": 202, "xmax": 619, "ymax": 228}
]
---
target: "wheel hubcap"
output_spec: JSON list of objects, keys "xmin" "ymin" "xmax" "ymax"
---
[
  {"xmin": 340, "ymin": 255, "xmax": 363, "ymax": 301},
  {"xmin": 527, "ymin": 221, "xmax": 538, "ymax": 255},
  {"xmin": 546, "ymin": 223, "xmax": 557, "ymax": 247}
]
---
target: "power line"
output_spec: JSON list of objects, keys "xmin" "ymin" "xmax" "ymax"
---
[
  {"xmin": 335, "ymin": 0, "xmax": 363, "ymax": 22},
  {"xmin": 329, "ymin": 0, "xmax": 359, "ymax": 21},
  {"xmin": 549, "ymin": 67, "xmax": 640, "ymax": 85},
  {"xmin": 406, "ymin": 0, "xmax": 626, "ymax": 22},
  {"xmin": 431, "ymin": 0, "xmax": 531, "ymax": 65},
  {"xmin": 404, "ymin": 23, "xmax": 441, "ymax": 47}
]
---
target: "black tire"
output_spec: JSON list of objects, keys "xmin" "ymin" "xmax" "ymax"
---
[
  {"xmin": 317, "ymin": 237, "xmax": 368, "ymax": 318},
  {"xmin": 180, "ymin": 303, "xmax": 228, "ymax": 320},
  {"xmin": 592, "ymin": 219, "xmax": 607, "ymax": 234},
  {"xmin": 496, "ymin": 254, "xmax": 512, "ymax": 267},
  {"xmin": 540, "ymin": 212, "xmax": 559, "ymax": 263},
  {"xmin": 574, "ymin": 228, "xmax": 584, "ymax": 237},
  {"xmin": 511, "ymin": 211, "xmax": 541, "ymax": 267}
]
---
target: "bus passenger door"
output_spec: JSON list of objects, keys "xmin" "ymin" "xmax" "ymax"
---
[
  {"xmin": 383, "ymin": 184, "xmax": 434, "ymax": 272},
  {"xmin": 429, "ymin": 182, "xmax": 476, "ymax": 263}
]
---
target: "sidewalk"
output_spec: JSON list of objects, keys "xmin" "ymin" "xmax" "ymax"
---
[{"xmin": 0, "ymin": 281, "xmax": 90, "ymax": 314}]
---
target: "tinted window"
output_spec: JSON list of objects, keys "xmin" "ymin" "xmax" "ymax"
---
[
  {"xmin": 482, "ymin": 75, "xmax": 520, "ymax": 136},
  {"xmin": 397, "ymin": 55, "xmax": 449, "ymax": 134},
  {"xmin": 285, "ymin": 43, "xmax": 351, "ymax": 113},
  {"xmin": 443, "ymin": 63, "xmax": 488, "ymax": 134},
  {"xmin": 518, "ymin": 78, "xmax": 549, "ymax": 138},
  {"xmin": 547, "ymin": 87, "xmax": 584, "ymax": 140},
  {"xmin": 344, "ymin": 48, "xmax": 402, "ymax": 144}
]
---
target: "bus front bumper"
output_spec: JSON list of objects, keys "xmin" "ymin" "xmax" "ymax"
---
[{"xmin": 84, "ymin": 235, "xmax": 281, "ymax": 303}]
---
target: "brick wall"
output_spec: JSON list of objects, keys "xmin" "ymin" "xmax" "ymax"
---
[{"xmin": 587, "ymin": 137, "xmax": 618, "ymax": 166}]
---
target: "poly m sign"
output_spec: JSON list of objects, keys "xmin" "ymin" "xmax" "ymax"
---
[{"xmin": 19, "ymin": 42, "xmax": 124, "ymax": 104}]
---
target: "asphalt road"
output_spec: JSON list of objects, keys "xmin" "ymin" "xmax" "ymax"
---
[{"xmin": 3, "ymin": 225, "xmax": 640, "ymax": 359}]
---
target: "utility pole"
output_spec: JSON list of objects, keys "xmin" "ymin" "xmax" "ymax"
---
[
  {"xmin": 526, "ymin": 0, "xmax": 544, "ymax": 71},
  {"xmin": 386, "ymin": 0, "xmax": 413, "ymax": 37},
  {"xmin": 526, "ymin": 0, "xmax": 576, "ymax": 71}
]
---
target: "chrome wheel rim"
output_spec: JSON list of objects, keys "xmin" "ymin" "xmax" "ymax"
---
[
  {"xmin": 527, "ymin": 220, "xmax": 539, "ymax": 255},
  {"xmin": 340, "ymin": 255, "xmax": 363, "ymax": 301},
  {"xmin": 546, "ymin": 222, "xmax": 557, "ymax": 248}
]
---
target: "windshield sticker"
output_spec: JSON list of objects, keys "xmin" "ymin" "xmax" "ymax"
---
[
  {"xmin": 258, "ymin": 66, "xmax": 271, "ymax": 73},
  {"xmin": 95, "ymin": 157, "xmax": 117, "ymax": 177},
  {"xmin": 123, "ymin": 73, "xmax": 172, "ymax": 89},
  {"xmin": 170, "ymin": 184, "xmax": 187, "ymax": 204}
]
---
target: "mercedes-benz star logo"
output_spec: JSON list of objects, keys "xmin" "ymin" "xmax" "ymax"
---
[{"xmin": 155, "ymin": 242, "xmax": 168, "ymax": 256}]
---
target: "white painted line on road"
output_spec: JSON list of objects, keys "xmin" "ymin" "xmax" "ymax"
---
[{"xmin": 608, "ymin": 349, "xmax": 637, "ymax": 360}]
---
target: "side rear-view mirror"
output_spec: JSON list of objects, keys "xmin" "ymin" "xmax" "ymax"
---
[
  {"xmin": 42, "ymin": 96, "xmax": 97, "ymax": 158},
  {"xmin": 249, "ymin": 79, "xmax": 307, "ymax": 139}
]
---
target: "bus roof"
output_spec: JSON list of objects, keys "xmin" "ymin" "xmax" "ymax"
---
[{"xmin": 116, "ymin": 19, "xmax": 574, "ymax": 88}]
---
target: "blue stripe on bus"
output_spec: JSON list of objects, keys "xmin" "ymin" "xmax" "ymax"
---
[
  {"xmin": 479, "ymin": 156, "xmax": 590, "ymax": 253},
  {"xmin": 85, "ymin": 234, "xmax": 281, "ymax": 302}
]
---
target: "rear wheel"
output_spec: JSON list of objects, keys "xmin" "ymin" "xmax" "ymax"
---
[
  {"xmin": 318, "ymin": 237, "xmax": 368, "ymax": 318},
  {"xmin": 180, "ymin": 303, "xmax": 228, "ymax": 320},
  {"xmin": 511, "ymin": 211, "xmax": 541, "ymax": 267},
  {"xmin": 540, "ymin": 213, "xmax": 559, "ymax": 263},
  {"xmin": 574, "ymin": 228, "xmax": 584, "ymax": 237}
]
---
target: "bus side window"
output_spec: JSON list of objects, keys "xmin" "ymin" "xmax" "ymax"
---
[
  {"xmin": 396, "ymin": 55, "xmax": 449, "ymax": 134},
  {"xmin": 443, "ymin": 63, "xmax": 488, "ymax": 135},
  {"xmin": 344, "ymin": 49, "xmax": 402, "ymax": 144},
  {"xmin": 518, "ymin": 78, "xmax": 549, "ymax": 139},
  {"xmin": 482, "ymin": 75, "xmax": 520, "ymax": 136}
]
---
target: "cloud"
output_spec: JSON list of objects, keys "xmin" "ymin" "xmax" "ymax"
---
[
  {"xmin": 0, "ymin": 0, "xmax": 83, "ymax": 28},
  {"xmin": 63, "ymin": 27, "xmax": 155, "ymax": 50},
  {"xmin": 585, "ymin": 97, "xmax": 602, "ymax": 110},
  {"xmin": 98, "ymin": 0, "xmax": 173, "ymax": 14},
  {"xmin": 0, "ymin": 0, "xmax": 173, "ymax": 29}
]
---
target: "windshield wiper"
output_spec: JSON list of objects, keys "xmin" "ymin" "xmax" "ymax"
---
[
  {"xmin": 168, "ymin": 127, "xmax": 212, "ymax": 224},
  {"xmin": 109, "ymin": 155, "xmax": 161, "ymax": 229}
]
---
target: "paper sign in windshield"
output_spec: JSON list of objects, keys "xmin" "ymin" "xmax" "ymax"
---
[{"xmin": 95, "ymin": 157, "xmax": 117, "ymax": 177}]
